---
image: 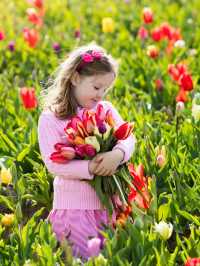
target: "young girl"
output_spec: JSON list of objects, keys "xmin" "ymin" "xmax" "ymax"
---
[{"xmin": 38, "ymin": 42, "xmax": 136, "ymax": 261}]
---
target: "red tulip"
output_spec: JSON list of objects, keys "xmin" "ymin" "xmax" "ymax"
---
[
  {"xmin": 68, "ymin": 116, "xmax": 82, "ymax": 131},
  {"xmin": 26, "ymin": 8, "xmax": 43, "ymax": 27},
  {"xmin": 137, "ymin": 26, "xmax": 148, "ymax": 40},
  {"xmin": 128, "ymin": 163, "xmax": 151, "ymax": 209},
  {"xmin": 128, "ymin": 164, "xmax": 145, "ymax": 190},
  {"xmin": 20, "ymin": 87, "xmax": 37, "ymax": 110},
  {"xmin": 160, "ymin": 22, "xmax": 173, "ymax": 40},
  {"xmin": 179, "ymin": 73, "xmax": 193, "ymax": 91},
  {"xmin": 0, "ymin": 30, "xmax": 5, "ymax": 41},
  {"xmin": 185, "ymin": 257, "xmax": 200, "ymax": 266},
  {"xmin": 114, "ymin": 122, "xmax": 133, "ymax": 140},
  {"xmin": 147, "ymin": 45, "xmax": 159, "ymax": 58},
  {"xmin": 23, "ymin": 28, "xmax": 39, "ymax": 48},
  {"xmin": 176, "ymin": 89, "xmax": 188, "ymax": 103},
  {"xmin": 168, "ymin": 64, "xmax": 180, "ymax": 81},
  {"xmin": 50, "ymin": 151, "xmax": 69, "ymax": 163},
  {"xmin": 151, "ymin": 27, "xmax": 163, "ymax": 42},
  {"xmin": 142, "ymin": 7, "xmax": 153, "ymax": 24},
  {"xmin": 155, "ymin": 79, "xmax": 164, "ymax": 91},
  {"xmin": 27, "ymin": 0, "xmax": 43, "ymax": 9}
]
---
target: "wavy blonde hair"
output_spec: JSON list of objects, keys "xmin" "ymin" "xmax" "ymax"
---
[{"xmin": 39, "ymin": 42, "xmax": 119, "ymax": 119}]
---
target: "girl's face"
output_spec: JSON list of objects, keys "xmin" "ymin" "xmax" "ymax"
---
[{"xmin": 72, "ymin": 71, "xmax": 115, "ymax": 109}]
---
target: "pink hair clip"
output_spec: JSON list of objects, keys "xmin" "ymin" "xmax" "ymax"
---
[{"xmin": 77, "ymin": 50, "xmax": 103, "ymax": 72}]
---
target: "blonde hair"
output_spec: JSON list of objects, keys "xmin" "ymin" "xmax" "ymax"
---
[{"xmin": 39, "ymin": 42, "xmax": 119, "ymax": 119}]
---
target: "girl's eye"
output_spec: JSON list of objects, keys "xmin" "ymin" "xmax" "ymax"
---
[{"xmin": 94, "ymin": 86, "xmax": 100, "ymax": 90}]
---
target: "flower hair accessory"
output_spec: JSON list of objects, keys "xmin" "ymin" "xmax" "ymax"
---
[{"xmin": 76, "ymin": 50, "xmax": 103, "ymax": 72}]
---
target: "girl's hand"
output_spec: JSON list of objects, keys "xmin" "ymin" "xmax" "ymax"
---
[{"xmin": 92, "ymin": 149, "xmax": 124, "ymax": 176}]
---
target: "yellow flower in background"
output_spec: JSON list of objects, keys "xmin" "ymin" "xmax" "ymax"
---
[
  {"xmin": 102, "ymin": 17, "xmax": 115, "ymax": 33},
  {"xmin": 0, "ymin": 167, "xmax": 12, "ymax": 185},
  {"xmin": 1, "ymin": 213, "xmax": 15, "ymax": 227}
]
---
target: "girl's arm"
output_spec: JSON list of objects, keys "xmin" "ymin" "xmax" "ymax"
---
[
  {"xmin": 104, "ymin": 101, "xmax": 137, "ymax": 165},
  {"xmin": 38, "ymin": 113, "xmax": 94, "ymax": 180}
]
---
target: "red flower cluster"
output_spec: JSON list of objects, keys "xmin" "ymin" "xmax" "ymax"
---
[
  {"xmin": 50, "ymin": 104, "xmax": 134, "ymax": 163},
  {"xmin": 23, "ymin": 0, "xmax": 45, "ymax": 48},
  {"xmin": 138, "ymin": 7, "xmax": 182, "ymax": 57},
  {"xmin": 168, "ymin": 63, "xmax": 193, "ymax": 102}
]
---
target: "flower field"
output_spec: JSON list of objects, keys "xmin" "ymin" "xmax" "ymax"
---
[{"xmin": 0, "ymin": 0, "xmax": 200, "ymax": 265}]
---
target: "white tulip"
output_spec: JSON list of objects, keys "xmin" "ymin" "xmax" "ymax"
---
[
  {"xmin": 192, "ymin": 104, "xmax": 200, "ymax": 122},
  {"xmin": 154, "ymin": 221, "xmax": 173, "ymax": 240},
  {"xmin": 174, "ymin": 40, "xmax": 185, "ymax": 48}
]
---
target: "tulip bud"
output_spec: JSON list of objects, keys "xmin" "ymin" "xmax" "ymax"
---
[
  {"xmin": 154, "ymin": 221, "xmax": 173, "ymax": 240},
  {"xmin": 192, "ymin": 104, "xmax": 200, "ymax": 122},
  {"xmin": 0, "ymin": 167, "xmax": 12, "ymax": 185},
  {"xmin": 147, "ymin": 45, "xmax": 159, "ymax": 58},
  {"xmin": 98, "ymin": 123, "xmax": 107, "ymax": 134},
  {"xmin": 87, "ymin": 237, "xmax": 101, "ymax": 257},
  {"xmin": 94, "ymin": 254, "xmax": 108, "ymax": 265},
  {"xmin": 1, "ymin": 213, "xmax": 15, "ymax": 227},
  {"xmin": 176, "ymin": 101, "xmax": 185, "ymax": 112},
  {"xmin": 142, "ymin": 7, "xmax": 153, "ymax": 24},
  {"xmin": 156, "ymin": 155, "xmax": 166, "ymax": 167}
]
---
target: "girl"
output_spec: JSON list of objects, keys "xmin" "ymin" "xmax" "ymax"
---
[{"xmin": 38, "ymin": 42, "xmax": 136, "ymax": 262}]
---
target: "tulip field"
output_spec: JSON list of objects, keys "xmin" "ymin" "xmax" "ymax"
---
[{"xmin": 0, "ymin": 0, "xmax": 200, "ymax": 265}]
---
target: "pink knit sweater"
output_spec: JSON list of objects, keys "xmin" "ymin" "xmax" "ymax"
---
[{"xmin": 37, "ymin": 100, "xmax": 136, "ymax": 210}]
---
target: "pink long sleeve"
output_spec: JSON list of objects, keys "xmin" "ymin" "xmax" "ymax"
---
[
  {"xmin": 38, "ymin": 112, "xmax": 94, "ymax": 180},
  {"xmin": 104, "ymin": 101, "xmax": 137, "ymax": 164}
]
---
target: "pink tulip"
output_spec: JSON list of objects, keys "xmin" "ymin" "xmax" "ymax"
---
[
  {"xmin": 60, "ymin": 147, "xmax": 76, "ymax": 159},
  {"xmin": 0, "ymin": 30, "xmax": 5, "ymax": 41},
  {"xmin": 87, "ymin": 237, "xmax": 101, "ymax": 257},
  {"xmin": 138, "ymin": 26, "xmax": 148, "ymax": 40},
  {"xmin": 84, "ymin": 144, "xmax": 96, "ymax": 157},
  {"xmin": 54, "ymin": 143, "xmax": 72, "ymax": 151},
  {"xmin": 95, "ymin": 104, "xmax": 106, "ymax": 124}
]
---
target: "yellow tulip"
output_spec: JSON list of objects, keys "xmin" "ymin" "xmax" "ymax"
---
[
  {"xmin": 102, "ymin": 17, "xmax": 115, "ymax": 33},
  {"xmin": 1, "ymin": 213, "xmax": 15, "ymax": 227},
  {"xmin": 0, "ymin": 167, "xmax": 12, "ymax": 185}
]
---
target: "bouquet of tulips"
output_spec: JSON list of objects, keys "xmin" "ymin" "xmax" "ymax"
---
[{"xmin": 50, "ymin": 104, "xmax": 135, "ymax": 216}]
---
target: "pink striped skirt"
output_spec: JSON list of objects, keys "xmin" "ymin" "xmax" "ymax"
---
[{"xmin": 47, "ymin": 209, "xmax": 116, "ymax": 261}]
